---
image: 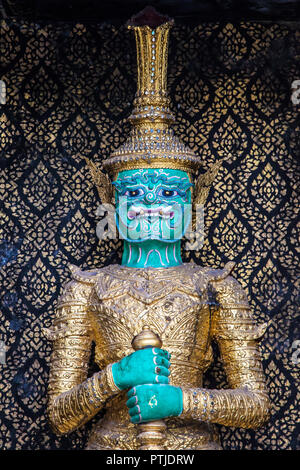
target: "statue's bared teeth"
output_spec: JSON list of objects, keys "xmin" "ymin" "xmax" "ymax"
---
[{"xmin": 128, "ymin": 206, "xmax": 175, "ymax": 219}]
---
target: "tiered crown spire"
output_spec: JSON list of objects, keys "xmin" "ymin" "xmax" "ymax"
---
[
  {"xmin": 127, "ymin": 10, "xmax": 175, "ymax": 128},
  {"xmin": 102, "ymin": 7, "xmax": 200, "ymax": 180}
]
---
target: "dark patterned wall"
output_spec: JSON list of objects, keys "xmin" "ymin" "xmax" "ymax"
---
[{"xmin": 0, "ymin": 19, "xmax": 299, "ymax": 450}]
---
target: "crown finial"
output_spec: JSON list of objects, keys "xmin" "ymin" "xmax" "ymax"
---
[{"xmin": 127, "ymin": 6, "xmax": 171, "ymax": 28}]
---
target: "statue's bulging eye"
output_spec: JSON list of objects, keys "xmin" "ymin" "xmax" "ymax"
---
[
  {"xmin": 124, "ymin": 188, "xmax": 144, "ymax": 197},
  {"xmin": 159, "ymin": 189, "xmax": 179, "ymax": 198}
]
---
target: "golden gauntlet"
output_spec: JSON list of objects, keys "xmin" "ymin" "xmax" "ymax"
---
[{"xmin": 181, "ymin": 387, "xmax": 270, "ymax": 429}]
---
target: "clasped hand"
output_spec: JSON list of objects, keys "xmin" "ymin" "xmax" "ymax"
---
[{"xmin": 111, "ymin": 348, "xmax": 183, "ymax": 423}]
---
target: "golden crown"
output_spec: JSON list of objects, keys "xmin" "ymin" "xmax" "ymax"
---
[
  {"xmin": 102, "ymin": 7, "xmax": 201, "ymax": 181},
  {"xmin": 85, "ymin": 7, "xmax": 224, "ymax": 208}
]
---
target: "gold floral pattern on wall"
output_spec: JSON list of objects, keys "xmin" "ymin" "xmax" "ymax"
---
[{"xmin": 0, "ymin": 19, "xmax": 299, "ymax": 449}]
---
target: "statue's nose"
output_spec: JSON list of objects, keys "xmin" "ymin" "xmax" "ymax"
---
[{"xmin": 144, "ymin": 191, "xmax": 157, "ymax": 204}]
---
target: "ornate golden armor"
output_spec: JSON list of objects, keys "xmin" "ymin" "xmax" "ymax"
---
[
  {"xmin": 45, "ymin": 7, "xmax": 270, "ymax": 450},
  {"xmin": 46, "ymin": 262, "xmax": 270, "ymax": 449}
]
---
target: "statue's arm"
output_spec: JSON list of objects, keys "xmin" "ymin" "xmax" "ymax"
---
[
  {"xmin": 45, "ymin": 279, "xmax": 119, "ymax": 435},
  {"xmin": 180, "ymin": 275, "xmax": 270, "ymax": 429}
]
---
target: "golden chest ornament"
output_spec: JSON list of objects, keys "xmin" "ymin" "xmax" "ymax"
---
[
  {"xmin": 86, "ymin": 263, "xmax": 217, "ymax": 379},
  {"xmin": 66, "ymin": 262, "xmax": 230, "ymax": 450}
]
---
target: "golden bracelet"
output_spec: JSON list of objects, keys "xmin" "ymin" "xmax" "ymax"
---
[{"xmin": 102, "ymin": 363, "xmax": 121, "ymax": 394}]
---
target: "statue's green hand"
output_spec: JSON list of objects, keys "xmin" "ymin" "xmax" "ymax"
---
[
  {"xmin": 111, "ymin": 348, "xmax": 171, "ymax": 390},
  {"xmin": 126, "ymin": 384, "xmax": 183, "ymax": 423}
]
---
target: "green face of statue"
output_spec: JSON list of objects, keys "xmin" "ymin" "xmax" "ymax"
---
[{"xmin": 113, "ymin": 168, "xmax": 193, "ymax": 244}]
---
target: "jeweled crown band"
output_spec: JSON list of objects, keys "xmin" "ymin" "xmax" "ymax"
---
[{"xmin": 103, "ymin": 126, "xmax": 201, "ymax": 179}]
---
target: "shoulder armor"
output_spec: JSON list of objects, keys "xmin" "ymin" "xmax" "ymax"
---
[
  {"xmin": 53, "ymin": 263, "xmax": 103, "ymax": 306},
  {"xmin": 209, "ymin": 263, "xmax": 250, "ymax": 307},
  {"xmin": 43, "ymin": 264, "xmax": 99, "ymax": 341},
  {"xmin": 189, "ymin": 262, "xmax": 236, "ymax": 299},
  {"xmin": 209, "ymin": 263, "xmax": 270, "ymax": 341},
  {"xmin": 68, "ymin": 264, "xmax": 102, "ymax": 284},
  {"xmin": 210, "ymin": 261, "xmax": 236, "ymax": 281}
]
